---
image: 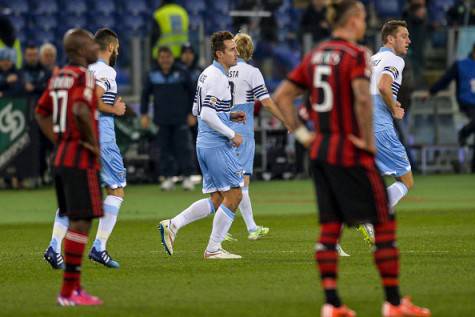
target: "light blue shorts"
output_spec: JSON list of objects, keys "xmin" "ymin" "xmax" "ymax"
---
[
  {"xmin": 100, "ymin": 141, "xmax": 126, "ymax": 189},
  {"xmin": 235, "ymin": 136, "xmax": 255, "ymax": 175},
  {"xmin": 375, "ymin": 129, "xmax": 411, "ymax": 177},
  {"xmin": 197, "ymin": 144, "xmax": 244, "ymax": 194}
]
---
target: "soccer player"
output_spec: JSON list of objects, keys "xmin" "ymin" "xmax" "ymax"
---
[
  {"xmin": 35, "ymin": 28, "xmax": 103, "ymax": 306},
  {"xmin": 227, "ymin": 32, "xmax": 286, "ymax": 240},
  {"xmin": 159, "ymin": 31, "xmax": 245, "ymax": 259},
  {"xmin": 43, "ymin": 28, "xmax": 126, "ymax": 269},
  {"xmin": 273, "ymin": 1, "xmax": 431, "ymax": 317},
  {"xmin": 357, "ymin": 20, "xmax": 413, "ymax": 244}
]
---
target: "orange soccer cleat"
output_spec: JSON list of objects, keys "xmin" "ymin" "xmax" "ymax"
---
[
  {"xmin": 382, "ymin": 296, "xmax": 431, "ymax": 317},
  {"xmin": 321, "ymin": 304, "xmax": 356, "ymax": 317}
]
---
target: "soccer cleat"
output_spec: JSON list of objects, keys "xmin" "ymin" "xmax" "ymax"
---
[
  {"xmin": 88, "ymin": 247, "xmax": 120, "ymax": 268},
  {"xmin": 57, "ymin": 288, "xmax": 103, "ymax": 306},
  {"xmin": 356, "ymin": 224, "xmax": 375, "ymax": 246},
  {"xmin": 224, "ymin": 232, "xmax": 238, "ymax": 242},
  {"xmin": 158, "ymin": 219, "xmax": 176, "ymax": 255},
  {"xmin": 43, "ymin": 246, "xmax": 65, "ymax": 270},
  {"xmin": 160, "ymin": 178, "xmax": 175, "ymax": 191},
  {"xmin": 336, "ymin": 244, "xmax": 350, "ymax": 257},
  {"xmin": 382, "ymin": 296, "xmax": 431, "ymax": 317},
  {"xmin": 321, "ymin": 304, "xmax": 356, "ymax": 317},
  {"xmin": 182, "ymin": 177, "xmax": 194, "ymax": 191},
  {"xmin": 204, "ymin": 248, "xmax": 242, "ymax": 259},
  {"xmin": 248, "ymin": 225, "xmax": 270, "ymax": 240}
]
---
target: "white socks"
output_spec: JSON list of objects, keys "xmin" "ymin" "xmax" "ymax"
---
[
  {"xmin": 49, "ymin": 209, "xmax": 69, "ymax": 253},
  {"xmin": 206, "ymin": 205, "xmax": 235, "ymax": 252},
  {"xmin": 171, "ymin": 198, "xmax": 214, "ymax": 233},
  {"xmin": 239, "ymin": 187, "xmax": 257, "ymax": 232},
  {"xmin": 387, "ymin": 182, "xmax": 408, "ymax": 208},
  {"xmin": 93, "ymin": 195, "xmax": 123, "ymax": 251}
]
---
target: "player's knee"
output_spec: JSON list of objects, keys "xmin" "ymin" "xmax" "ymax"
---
[{"xmin": 402, "ymin": 177, "xmax": 414, "ymax": 190}]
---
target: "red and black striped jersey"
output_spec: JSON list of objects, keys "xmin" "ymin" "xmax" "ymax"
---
[
  {"xmin": 36, "ymin": 65, "xmax": 100, "ymax": 170},
  {"xmin": 288, "ymin": 38, "xmax": 374, "ymax": 167}
]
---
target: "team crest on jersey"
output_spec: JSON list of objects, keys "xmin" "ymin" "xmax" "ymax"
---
[{"xmin": 209, "ymin": 96, "xmax": 217, "ymax": 105}]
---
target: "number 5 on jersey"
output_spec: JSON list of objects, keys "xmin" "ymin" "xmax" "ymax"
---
[
  {"xmin": 313, "ymin": 65, "xmax": 333, "ymax": 112},
  {"xmin": 50, "ymin": 90, "xmax": 68, "ymax": 133}
]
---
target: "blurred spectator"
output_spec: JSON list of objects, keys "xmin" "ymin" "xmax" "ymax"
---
[
  {"xmin": 0, "ymin": 48, "xmax": 23, "ymax": 97},
  {"xmin": 298, "ymin": 0, "xmax": 331, "ymax": 47},
  {"xmin": 403, "ymin": 1, "xmax": 429, "ymax": 87},
  {"xmin": 447, "ymin": 0, "xmax": 475, "ymax": 26},
  {"xmin": 140, "ymin": 46, "xmax": 195, "ymax": 190},
  {"xmin": 39, "ymin": 43, "xmax": 60, "ymax": 76},
  {"xmin": 22, "ymin": 44, "xmax": 51, "ymax": 99},
  {"xmin": 0, "ymin": 11, "xmax": 22, "ymax": 68},
  {"xmin": 429, "ymin": 42, "xmax": 475, "ymax": 172},
  {"xmin": 151, "ymin": 0, "xmax": 189, "ymax": 60}
]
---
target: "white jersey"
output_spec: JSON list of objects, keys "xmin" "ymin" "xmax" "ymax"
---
[
  {"xmin": 228, "ymin": 58, "xmax": 270, "ymax": 137},
  {"xmin": 370, "ymin": 47, "xmax": 405, "ymax": 132},
  {"xmin": 89, "ymin": 59, "xmax": 118, "ymax": 143},
  {"xmin": 193, "ymin": 60, "xmax": 233, "ymax": 148}
]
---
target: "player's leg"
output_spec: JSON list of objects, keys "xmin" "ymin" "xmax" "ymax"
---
[
  {"xmin": 44, "ymin": 172, "xmax": 69, "ymax": 269},
  {"xmin": 205, "ymin": 187, "xmax": 242, "ymax": 259},
  {"xmin": 158, "ymin": 147, "xmax": 221, "ymax": 255},
  {"xmin": 57, "ymin": 167, "xmax": 103, "ymax": 306},
  {"xmin": 204, "ymin": 146, "xmax": 244, "ymax": 259},
  {"xmin": 89, "ymin": 142, "xmax": 126, "ymax": 268}
]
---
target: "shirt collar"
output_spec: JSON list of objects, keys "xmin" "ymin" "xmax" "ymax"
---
[
  {"xmin": 237, "ymin": 58, "xmax": 246, "ymax": 63},
  {"xmin": 212, "ymin": 60, "xmax": 228, "ymax": 76},
  {"xmin": 379, "ymin": 47, "xmax": 395, "ymax": 54},
  {"xmin": 98, "ymin": 58, "xmax": 108, "ymax": 65}
]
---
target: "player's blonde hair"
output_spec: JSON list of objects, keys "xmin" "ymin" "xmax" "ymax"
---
[{"xmin": 234, "ymin": 33, "xmax": 254, "ymax": 62}]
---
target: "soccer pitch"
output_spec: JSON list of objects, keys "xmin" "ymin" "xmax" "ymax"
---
[{"xmin": 0, "ymin": 175, "xmax": 474, "ymax": 316}]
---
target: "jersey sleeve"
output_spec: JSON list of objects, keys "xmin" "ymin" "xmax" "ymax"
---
[
  {"xmin": 287, "ymin": 52, "xmax": 312, "ymax": 89},
  {"xmin": 350, "ymin": 48, "xmax": 372, "ymax": 81},
  {"xmin": 90, "ymin": 66, "xmax": 110, "ymax": 91},
  {"xmin": 251, "ymin": 68, "xmax": 270, "ymax": 101},
  {"xmin": 380, "ymin": 55, "xmax": 404, "ymax": 81},
  {"xmin": 35, "ymin": 87, "xmax": 53, "ymax": 116}
]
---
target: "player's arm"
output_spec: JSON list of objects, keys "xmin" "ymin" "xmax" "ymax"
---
[
  {"xmin": 349, "ymin": 78, "xmax": 376, "ymax": 154},
  {"xmin": 96, "ymin": 85, "xmax": 126, "ymax": 116},
  {"xmin": 35, "ymin": 112, "xmax": 55, "ymax": 144},
  {"xmin": 73, "ymin": 101, "xmax": 100, "ymax": 156},
  {"xmin": 252, "ymin": 69, "xmax": 287, "ymax": 126},
  {"xmin": 260, "ymin": 97, "xmax": 288, "ymax": 128},
  {"xmin": 200, "ymin": 106, "xmax": 242, "ymax": 147},
  {"xmin": 377, "ymin": 73, "xmax": 404, "ymax": 119},
  {"xmin": 429, "ymin": 61, "xmax": 457, "ymax": 96},
  {"xmin": 273, "ymin": 80, "xmax": 314, "ymax": 147}
]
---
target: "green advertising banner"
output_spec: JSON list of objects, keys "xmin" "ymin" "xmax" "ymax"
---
[{"xmin": 0, "ymin": 98, "xmax": 30, "ymax": 171}]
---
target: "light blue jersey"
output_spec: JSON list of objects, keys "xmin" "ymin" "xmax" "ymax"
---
[
  {"xmin": 370, "ymin": 47, "xmax": 404, "ymax": 133},
  {"xmin": 89, "ymin": 59, "xmax": 126, "ymax": 188},
  {"xmin": 193, "ymin": 61, "xmax": 234, "ymax": 148},
  {"xmin": 89, "ymin": 59, "xmax": 118, "ymax": 143},
  {"xmin": 228, "ymin": 58, "xmax": 270, "ymax": 137},
  {"xmin": 370, "ymin": 47, "xmax": 410, "ymax": 177}
]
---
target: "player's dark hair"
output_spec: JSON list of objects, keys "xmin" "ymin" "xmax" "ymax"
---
[
  {"xmin": 210, "ymin": 31, "xmax": 234, "ymax": 60},
  {"xmin": 158, "ymin": 46, "xmax": 172, "ymax": 55},
  {"xmin": 25, "ymin": 43, "xmax": 37, "ymax": 50},
  {"xmin": 327, "ymin": 0, "xmax": 361, "ymax": 28},
  {"xmin": 94, "ymin": 28, "xmax": 118, "ymax": 51},
  {"xmin": 381, "ymin": 20, "xmax": 407, "ymax": 44}
]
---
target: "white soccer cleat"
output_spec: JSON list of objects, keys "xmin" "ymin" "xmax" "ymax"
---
[
  {"xmin": 160, "ymin": 178, "xmax": 175, "ymax": 191},
  {"xmin": 182, "ymin": 177, "xmax": 194, "ymax": 191},
  {"xmin": 158, "ymin": 219, "xmax": 176, "ymax": 255},
  {"xmin": 336, "ymin": 244, "xmax": 350, "ymax": 257},
  {"xmin": 204, "ymin": 248, "xmax": 242, "ymax": 259}
]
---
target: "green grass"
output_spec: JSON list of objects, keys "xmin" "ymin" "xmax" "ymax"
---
[{"xmin": 0, "ymin": 175, "xmax": 474, "ymax": 316}]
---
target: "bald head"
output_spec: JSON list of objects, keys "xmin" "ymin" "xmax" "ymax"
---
[{"xmin": 63, "ymin": 28, "xmax": 99, "ymax": 66}]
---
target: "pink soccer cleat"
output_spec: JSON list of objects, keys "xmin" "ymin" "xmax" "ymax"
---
[{"xmin": 57, "ymin": 288, "xmax": 103, "ymax": 306}]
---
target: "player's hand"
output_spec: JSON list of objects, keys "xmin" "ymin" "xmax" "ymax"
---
[
  {"xmin": 187, "ymin": 113, "xmax": 197, "ymax": 127},
  {"xmin": 391, "ymin": 101, "xmax": 405, "ymax": 120},
  {"xmin": 348, "ymin": 134, "xmax": 376, "ymax": 155},
  {"xmin": 230, "ymin": 111, "xmax": 246, "ymax": 123},
  {"xmin": 140, "ymin": 115, "xmax": 150, "ymax": 129},
  {"xmin": 231, "ymin": 133, "xmax": 243, "ymax": 147},
  {"xmin": 113, "ymin": 97, "xmax": 126, "ymax": 116},
  {"xmin": 80, "ymin": 141, "xmax": 100, "ymax": 156}
]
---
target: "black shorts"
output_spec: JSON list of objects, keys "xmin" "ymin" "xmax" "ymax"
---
[
  {"xmin": 54, "ymin": 167, "xmax": 103, "ymax": 221},
  {"xmin": 311, "ymin": 160, "xmax": 391, "ymax": 226}
]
